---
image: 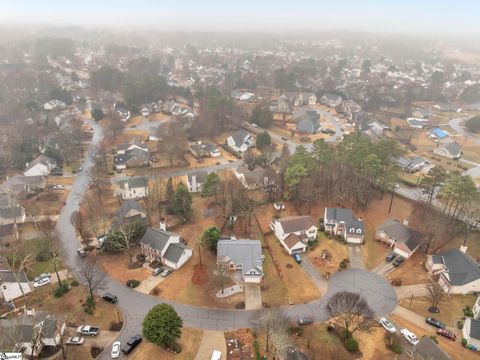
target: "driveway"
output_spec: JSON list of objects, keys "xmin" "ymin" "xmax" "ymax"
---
[
  {"xmin": 300, "ymin": 256, "xmax": 328, "ymax": 294},
  {"xmin": 135, "ymin": 275, "xmax": 164, "ymax": 294},
  {"xmin": 244, "ymin": 284, "xmax": 262, "ymax": 310},
  {"xmin": 194, "ymin": 330, "xmax": 227, "ymax": 360},
  {"xmin": 372, "ymin": 261, "xmax": 395, "ymax": 277},
  {"xmin": 347, "ymin": 245, "xmax": 365, "ymax": 269}
]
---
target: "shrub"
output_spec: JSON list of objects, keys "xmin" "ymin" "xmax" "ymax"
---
[
  {"xmin": 463, "ymin": 306, "xmax": 474, "ymax": 317},
  {"xmin": 70, "ymin": 279, "xmax": 79, "ymax": 286},
  {"xmin": 391, "ymin": 278, "xmax": 402, "ymax": 286},
  {"xmin": 54, "ymin": 283, "xmax": 70, "ymax": 298},
  {"xmin": 462, "ymin": 338, "xmax": 468, "ymax": 347},
  {"xmin": 457, "ymin": 320, "xmax": 464, "ymax": 330},
  {"xmin": 344, "ymin": 337, "xmax": 359, "ymax": 352},
  {"xmin": 253, "ymin": 339, "xmax": 261, "ymax": 360},
  {"xmin": 84, "ymin": 306, "xmax": 93, "ymax": 315},
  {"xmin": 168, "ymin": 342, "xmax": 182, "ymax": 353},
  {"xmin": 327, "ymin": 324, "xmax": 336, "ymax": 332},
  {"xmin": 127, "ymin": 279, "xmax": 141, "ymax": 288},
  {"xmin": 390, "ymin": 343, "xmax": 403, "ymax": 354},
  {"xmin": 429, "ymin": 335, "xmax": 438, "ymax": 343},
  {"xmin": 339, "ymin": 258, "xmax": 350, "ymax": 269},
  {"xmin": 36, "ymin": 249, "xmax": 53, "ymax": 262},
  {"xmin": 86, "ymin": 296, "xmax": 95, "ymax": 308}
]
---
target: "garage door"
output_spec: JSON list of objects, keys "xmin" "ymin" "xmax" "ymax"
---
[{"xmin": 393, "ymin": 248, "xmax": 409, "ymax": 259}]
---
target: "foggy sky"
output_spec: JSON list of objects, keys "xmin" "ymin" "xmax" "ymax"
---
[{"xmin": 1, "ymin": 0, "xmax": 480, "ymax": 34}]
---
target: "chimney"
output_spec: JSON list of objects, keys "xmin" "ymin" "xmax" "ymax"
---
[
  {"xmin": 159, "ymin": 219, "xmax": 166, "ymax": 231},
  {"xmin": 460, "ymin": 245, "xmax": 468, "ymax": 254},
  {"xmin": 403, "ymin": 219, "xmax": 409, "ymax": 226}
]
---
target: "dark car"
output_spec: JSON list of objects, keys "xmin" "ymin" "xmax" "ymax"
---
[
  {"xmin": 425, "ymin": 317, "xmax": 445, "ymax": 329},
  {"xmin": 102, "ymin": 293, "xmax": 118, "ymax": 304},
  {"xmin": 122, "ymin": 334, "xmax": 142, "ymax": 355},
  {"xmin": 297, "ymin": 317, "xmax": 313, "ymax": 326},
  {"xmin": 281, "ymin": 136, "xmax": 288, "ymax": 141},
  {"xmin": 436, "ymin": 328, "xmax": 456, "ymax": 341},
  {"xmin": 392, "ymin": 257, "xmax": 404, "ymax": 267},
  {"xmin": 386, "ymin": 253, "xmax": 396, "ymax": 262},
  {"xmin": 293, "ymin": 253, "xmax": 302, "ymax": 264},
  {"xmin": 77, "ymin": 248, "xmax": 86, "ymax": 258}
]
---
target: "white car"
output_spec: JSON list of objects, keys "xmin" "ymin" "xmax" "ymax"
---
[
  {"xmin": 379, "ymin": 318, "xmax": 396, "ymax": 333},
  {"xmin": 66, "ymin": 336, "xmax": 85, "ymax": 345},
  {"xmin": 33, "ymin": 277, "xmax": 51, "ymax": 288},
  {"xmin": 111, "ymin": 341, "xmax": 121, "ymax": 359},
  {"xmin": 401, "ymin": 328, "xmax": 419, "ymax": 345},
  {"xmin": 33, "ymin": 273, "xmax": 51, "ymax": 282}
]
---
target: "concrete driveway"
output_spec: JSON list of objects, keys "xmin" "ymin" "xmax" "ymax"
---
[
  {"xmin": 136, "ymin": 275, "xmax": 164, "ymax": 294},
  {"xmin": 300, "ymin": 256, "xmax": 328, "ymax": 294},
  {"xmin": 244, "ymin": 285, "xmax": 262, "ymax": 310},
  {"xmin": 194, "ymin": 330, "xmax": 227, "ymax": 360},
  {"xmin": 347, "ymin": 245, "xmax": 365, "ymax": 269}
]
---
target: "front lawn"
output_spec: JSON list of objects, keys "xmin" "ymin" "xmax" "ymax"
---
[
  {"xmin": 306, "ymin": 233, "xmax": 348, "ymax": 278},
  {"xmin": 387, "ymin": 251, "xmax": 431, "ymax": 286}
]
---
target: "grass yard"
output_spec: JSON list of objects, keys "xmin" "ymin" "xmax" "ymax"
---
[
  {"xmin": 355, "ymin": 326, "xmax": 398, "ymax": 360},
  {"xmin": 21, "ymin": 189, "xmax": 69, "ymax": 215},
  {"xmin": 307, "ymin": 233, "xmax": 348, "ymax": 277},
  {"xmin": 22, "ymin": 237, "xmax": 63, "ymax": 278},
  {"xmin": 260, "ymin": 243, "xmax": 290, "ymax": 307},
  {"xmin": 387, "ymin": 251, "xmax": 431, "ymax": 286},
  {"xmin": 130, "ymin": 327, "xmax": 203, "ymax": 360},
  {"xmin": 98, "ymin": 250, "xmax": 151, "ymax": 283},
  {"xmin": 438, "ymin": 232, "xmax": 480, "ymax": 262},
  {"xmin": 398, "ymin": 294, "xmax": 477, "ymax": 328}
]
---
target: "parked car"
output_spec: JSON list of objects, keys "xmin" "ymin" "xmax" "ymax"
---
[
  {"xmin": 392, "ymin": 257, "xmax": 404, "ymax": 267},
  {"xmin": 425, "ymin": 317, "xmax": 445, "ymax": 329},
  {"xmin": 102, "ymin": 293, "xmax": 118, "ymax": 304},
  {"xmin": 77, "ymin": 248, "xmax": 86, "ymax": 257},
  {"xmin": 379, "ymin": 317, "xmax": 396, "ymax": 333},
  {"xmin": 152, "ymin": 267, "xmax": 164, "ymax": 276},
  {"xmin": 53, "ymin": 184, "xmax": 66, "ymax": 190},
  {"xmin": 122, "ymin": 334, "xmax": 142, "ymax": 354},
  {"xmin": 436, "ymin": 328, "xmax": 457, "ymax": 341},
  {"xmin": 251, "ymin": 123, "xmax": 258, "ymax": 128},
  {"xmin": 66, "ymin": 336, "xmax": 85, "ymax": 345},
  {"xmin": 386, "ymin": 253, "xmax": 396, "ymax": 262},
  {"xmin": 111, "ymin": 341, "xmax": 121, "ymax": 358},
  {"xmin": 297, "ymin": 317, "xmax": 313, "ymax": 326},
  {"xmin": 160, "ymin": 268, "xmax": 173, "ymax": 278},
  {"xmin": 400, "ymin": 328, "xmax": 419, "ymax": 345},
  {"xmin": 33, "ymin": 277, "xmax": 51, "ymax": 288},
  {"xmin": 293, "ymin": 253, "xmax": 302, "ymax": 264},
  {"xmin": 77, "ymin": 325, "xmax": 99, "ymax": 336},
  {"xmin": 281, "ymin": 136, "xmax": 288, "ymax": 141},
  {"xmin": 33, "ymin": 273, "xmax": 51, "ymax": 282}
]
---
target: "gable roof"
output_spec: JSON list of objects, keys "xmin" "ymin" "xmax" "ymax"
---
[
  {"xmin": 0, "ymin": 270, "xmax": 29, "ymax": 283},
  {"xmin": 230, "ymin": 130, "xmax": 250, "ymax": 147},
  {"xmin": 25, "ymin": 155, "xmax": 56, "ymax": 171},
  {"xmin": 118, "ymin": 177, "xmax": 148, "ymax": 189},
  {"xmin": 120, "ymin": 199, "xmax": 144, "ymax": 215},
  {"xmin": 437, "ymin": 249, "xmax": 480, "ymax": 286},
  {"xmin": 163, "ymin": 243, "xmax": 190, "ymax": 264},
  {"xmin": 0, "ymin": 223, "xmax": 15, "ymax": 238},
  {"xmin": 140, "ymin": 228, "xmax": 178, "ymax": 252},
  {"xmin": 415, "ymin": 336, "xmax": 452, "ymax": 360},
  {"xmin": 325, "ymin": 208, "xmax": 365, "ymax": 234},
  {"xmin": 217, "ymin": 239, "xmax": 263, "ymax": 276},
  {"xmin": 378, "ymin": 219, "xmax": 423, "ymax": 251},
  {"xmin": 441, "ymin": 141, "xmax": 462, "ymax": 156},
  {"xmin": 277, "ymin": 215, "xmax": 315, "ymax": 234},
  {"xmin": 283, "ymin": 233, "xmax": 306, "ymax": 250},
  {"xmin": 236, "ymin": 165, "xmax": 277, "ymax": 187},
  {"xmin": 187, "ymin": 171, "xmax": 208, "ymax": 184},
  {"xmin": 466, "ymin": 318, "xmax": 480, "ymax": 340}
]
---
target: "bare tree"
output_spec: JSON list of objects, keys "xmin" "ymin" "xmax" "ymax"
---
[
  {"xmin": 2, "ymin": 252, "xmax": 33, "ymax": 309},
  {"xmin": 250, "ymin": 308, "xmax": 292, "ymax": 356},
  {"xmin": 107, "ymin": 225, "xmax": 140, "ymax": 264},
  {"xmin": 326, "ymin": 291, "xmax": 374, "ymax": 336},
  {"xmin": 76, "ymin": 257, "xmax": 107, "ymax": 307},
  {"xmin": 51, "ymin": 251, "xmax": 63, "ymax": 286},
  {"xmin": 425, "ymin": 280, "xmax": 445, "ymax": 309}
]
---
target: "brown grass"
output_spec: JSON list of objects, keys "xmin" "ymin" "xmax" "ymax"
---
[
  {"xmin": 387, "ymin": 251, "xmax": 431, "ymax": 285},
  {"xmin": 98, "ymin": 251, "xmax": 151, "ymax": 283},
  {"xmin": 307, "ymin": 233, "xmax": 348, "ymax": 277}
]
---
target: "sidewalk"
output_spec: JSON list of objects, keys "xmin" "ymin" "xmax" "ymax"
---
[{"xmin": 392, "ymin": 305, "xmax": 432, "ymax": 332}]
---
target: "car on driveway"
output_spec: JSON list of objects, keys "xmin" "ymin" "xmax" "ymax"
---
[
  {"xmin": 33, "ymin": 277, "xmax": 51, "ymax": 288},
  {"xmin": 152, "ymin": 267, "xmax": 164, "ymax": 276},
  {"xmin": 102, "ymin": 293, "xmax": 118, "ymax": 303},
  {"xmin": 392, "ymin": 257, "xmax": 404, "ymax": 267},
  {"xmin": 281, "ymin": 136, "xmax": 288, "ymax": 141},
  {"xmin": 33, "ymin": 273, "xmax": 51, "ymax": 282},
  {"xmin": 400, "ymin": 328, "xmax": 419, "ymax": 345},
  {"xmin": 77, "ymin": 325, "xmax": 99, "ymax": 336},
  {"xmin": 77, "ymin": 248, "xmax": 86, "ymax": 257},
  {"xmin": 425, "ymin": 317, "xmax": 445, "ymax": 329},
  {"xmin": 111, "ymin": 341, "xmax": 121, "ymax": 358},
  {"xmin": 436, "ymin": 328, "xmax": 456, "ymax": 341},
  {"xmin": 66, "ymin": 336, "xmax": 85, "ymax": 345},
  {"xmin": 385, "ymin": 253, "xmax": 396, "ymax": 262},
  {"xmin": 379, "ymin": 317, "xmax": 396, "ymax": 333},
  {"xmin": 292, "ymin": 253, "xmax": 302, "ymax": 264},
  {"xmin": 160, "ymin": 268, "xmax": 173, "ymax": 278},
  {"xmin": 122, "ymin": 334, "xmax": 142, "ymax": 355},
  {"xmin": 297, "ymin": 317, "xmax": 313, "ymax": 326}
]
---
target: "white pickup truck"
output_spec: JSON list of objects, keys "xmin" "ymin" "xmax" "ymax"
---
[{"xmin": 77, "ymin": 325, "xmax": 100, "ymax": 336}]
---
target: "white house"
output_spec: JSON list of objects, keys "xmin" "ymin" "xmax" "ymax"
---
[
  {"xmin": 433, "ymin": 141, "xmax": 462, "ymax": 160},
  {"xmin": 217, "ymin": 239, "xmax": 263, "ymax": 284},
  {"xmin": 324, "ymin": 208, "xmax": 365, "ymax": 244},
  {"xmin": 139, "ymin": 223, "xmax": 192, "ymax": 270},
  {"xmin": 473, "ymin": 296, "xmax": 480, "ymax": 319},
  {"xmin": 187, "ymin": 171, "xmax": 208, "ymax": 193},
  {"xmin": 320, "ymin": 94, "xmax": 343, "ymax": 108},
  {"xmin": 117, "ymin": 177, "xmax": 148, "ymax": 200},
  {"xmin": 271, "ymin": 215, "xmax": 318, "ymax": 255},
  {"xmin": 426, "ymin": 248, "xmax": 480, "ymax": 294},
  {"xmin": 462, "ymin": 318, "xmax": 480, "ymax": 350},
  {"xmin": 227, "ymin": 130, "xmax": 255, "ymax": 153},
  {"xmin": 24, "ymin": 155, "xmax": 57, "ymax": 177},
  {"xmin": 0, "ymin": 270, "xmax": 32, "ymax": 302}
]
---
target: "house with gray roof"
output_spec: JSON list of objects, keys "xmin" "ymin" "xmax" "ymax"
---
[
  {"xmin": 376, "ymin": 219, "xmax": 423, "ymax": 259},
  {"xmin": 227, "ymin": 130, "xmax": 255, "ymax": 153},
  {"xmin": 426, "ymin": 248, "xmax": 480, "ymax": 294},
  {"xmin": 394, "ymin": 156, "xmax": 427, "ymax": 173},
  {"xmin": 463, "ymin": 317, "xmax": 480, "ymax": 350},
  {"xmin": 24, "ymin": 154, "xmax": 57, "ymax": 177},
  {"xmin": 139, "ymin": 223, "xmax": 192, "ymax": 270},
  {"xmin": 0, "ymin": 269, "xmax": 32, "ymax": 302},
  {"xmin": 415, "ymin": 336, "xmax": 452, "ymax": 360},
  {"xmin": 433, "ymin": 141, "xmax": 462, "ymax": 160},
  {"xmin": 187, "ymin": 171, "xmax": 209, "ymax": 193},
  {"xmin": 0, "ymin": 175, "xmax": 45, "ymax": 196},
  {"xmin": 189, "ymin": 141, "xmax": 221, "ymax": 158},
  {"xmin": 293, "ymin": 109, "xmax": 320, "ymax": 134},
  {"xmin": 324, "ymin": 208, "xmax": 365, "ymax": 244},
  {"xmin": 217, "ymin": 239, "xmax": 263, "ymax": 283},
  {"xmin": 113, "ymin": 199, "xmax": 146, "ymax": 228},
  {"xmin": 117, "ymin": 177, "xmax": 148, "ymax": 199},
  {"xmin": 234, "ymin": 165, "xmax": 278, "ymax": 190},
  {"xmin": 320, "ymin": 94, "xmax": 343, "ymax": 108},
  {"xmin": 271, "ymin": 216, "xmax": 318, "ymax": 254}
]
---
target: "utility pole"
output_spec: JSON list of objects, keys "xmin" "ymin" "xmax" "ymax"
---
[{"xmin": 388, "ymin": 183, "xmax": 396, "ymax": 213}]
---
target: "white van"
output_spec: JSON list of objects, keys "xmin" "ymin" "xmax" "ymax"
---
[{"xmin": 211, "ymin": 350, "xmax": 222, "ymax": 360}]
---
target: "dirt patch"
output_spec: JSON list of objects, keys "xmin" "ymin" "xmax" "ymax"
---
[
  {"xmin": 191, "ymin": 264, "xmax": 208, "ymax": 285},
  {"xmin": 225, "ymin": 329, "xmax": 256, "ymax": 360}
]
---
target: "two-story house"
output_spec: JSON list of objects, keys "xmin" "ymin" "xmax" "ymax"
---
[
  {"xmin": 227, "ymin": 130, "xmax": 255, "ymax": 153},
  {"xmin": 376, "ymin": 219, "xmax": 423, "ymax": 259},
  {"xmin": 320, "ymin": 94, "xmax": 343, "ymax": 108},
  {"xmin": 24, "ymin": 155, "xmax": 57, "ymax": 177},
  {"xmin": 187, "ymin": 171, "xmax": 208, "ymax": 193},
  {"xmin": 116, "ymin": 177, "xmax": 148, "ymax": 200},
  {"xmin": 271, "ymin": 215, "xmax": 318, "ymax": 254},
  {"xmin": 234, "ymin": 165, "xmax": 278, "ymax": 191},
  {"xmin": 324, "ymin": 208, "xmax": 365, "ymax": 244},
  {"xmin": 217, "ymin": 239, "xmax": 263, "ymax": 283}
]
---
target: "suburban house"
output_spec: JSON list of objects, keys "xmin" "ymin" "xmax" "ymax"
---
[
  {"xmin": 24, "ymin": 155, "xmax": 57, "ymax": 177},
  {"xmin": 340, "ymin": 99, "xmax": 362, "ymax": 123},
  {"xmin": 463, "ymin": 318, "xmax": 480, "ymax": 350},
  {"xmin": 113, "ymin": 199, "xmax": 146, "ymax": 228},
  {"xmin": 415, "ymin": 337, "xmax": 452, "ymax": 360},
  {"xmin": 114, "ymin": 148, "xmax": 149, "ymax": 170},
  {"xmin": 234, "ymin": 165, "xmax": 278, "ymax": 190},
  {"xmin": 433, "ymin": 141, "xmax": 462, "ymax": 160},
  {"xmin": 271, "ymin": 215, "xmax": 318, "ymax": 255},
  {"xmin": 231, "ymin": 90, "xmax": 255, "ymax": 101},
  {"xmin": 139, "ymin": 224, "xmax": 192, "ymax": 270},
  {"xmin": 0, "ymin": 175, "xmax": 45, "ymax": 196},
  {"xmin": 227, "ymin": 130, "xmax": 255, "ymax": 153},
  {"xmin": 189, "ymin": 141, "xmax": 221, "ymax": 158},
  {"xmin": 117, "ymin": 177, "xmax": 148, "ymax": 199},
  {"xmin": 0, "ymin": 224, "xmax": 16, "ymax": 244},
  {"xmin": 429, "ymin": 127, "xmax": 448, "ymax": 140},
  {"xmin": 187, "ymin": 171, "xmax": 208, "ymax": 193},
  {"xmin": 0, "ymin": 270, "xmax": 32, "ymax": 302},
  {"xmin": 43, "ymin": 99, "xmax": 66, "ymax": 111},
  {"xmin": 376, "ymin": 219, "xmax": 423, "ymax": 259},
  {"xmin": 363, "ymin": 121, "xmax": 389, "ymax": 139},
  {"xmin": 0, "ymin": 194, "xmax": 26, "ymax": 226},
  {"xmin": 406, "ymin": 117, "xmax": 429, "ymax": 128},
  {"xmin": 295, "ymin": 92, "xmax": 317, "ymax": 105},
  {"xmin": 115, "ymin": 107, "xmax": 131, "ymax": 121},
  {"xmin": 394, "ymin": 156, "xmax": 428, "ymax": 173},
  {"xmin": 473, "ymin": 296, "xmax": 480, "ymax": 319},
  {"xmin": 411, "ymin": 107, "xmax": 432, "ymax": 119},
  {"xmin": 217, "ymin": 239, "xmax": 263, "ymax": 283},
  {"xmin": 320, "ymin": 94, "xmax": 343, "ymax": 108},
  {"xmin": 140, "ymin": 103, "xmax": 159, "ymax": 117},
  {"xmin": 324, "ymin": 208, "xmax": 365, "ymax": 244},
  {"xmin": 270, "ymin": 95, "xmax": 291, "ymax": 114},
  {"xmin": 293, "ymin": 109, "xmax": 321, "ymax": 134},
  {"xmin": 426, "ymin": 248, "xmax": 480, "ymax": 294}
]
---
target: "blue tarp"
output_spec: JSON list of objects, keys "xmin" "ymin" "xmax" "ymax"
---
[{"xmin": 432, "ymin": 127, "xmax": 447, "ymax": 139}]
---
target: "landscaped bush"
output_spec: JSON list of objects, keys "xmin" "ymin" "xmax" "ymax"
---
[
  {"xmin": 127, "ymin": 279, "xmax": 141, "ymax": 288},
  {"xmin": 84, "ymin": 306, "xmax": 93, "ymax": 314},
  {"xmin": 462, "ymin": 338, "xmax": 468, "ymax": 347},
  {"xmin": 167, "ymin": 342, "xmax": 182, "ymax": 353},
  {"xmin": 457, "ymin": 320, "xmax": 464, "ymax": 330},
  {"xmin": 390, "ymin": 343, "xmax": 403, "ymax": 354},
  {"xmin": 54, "ymin": 283, "xmax": 70, "ymax": 298},
  {"xmin": 391, "ymin": 278, "xmax": 402, "ymax": 286},
  {"xmin": 339, "ymin": 258, "xmax": 350, "ymax": 269},
  {"xmin": 36, "ymin": 248, "xmax": 53, "ymax": 262},
  {"xmin": 220, "ymin": 144, "xmax": 242, "ymax": 159},
  {"xmin": 344, "ymin": 337, "xmax": 359, "ymax": 352},
  {"xmin": 463, "ymin": 306, "xmax": 474, "ymax": 317},
  {"xmin": 70, "ymin": 279, "xmax": 79, "ymax": 286},
  {"xmin": 429, "ymin": 335, "xmax": 438, "ymax": 343}
]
